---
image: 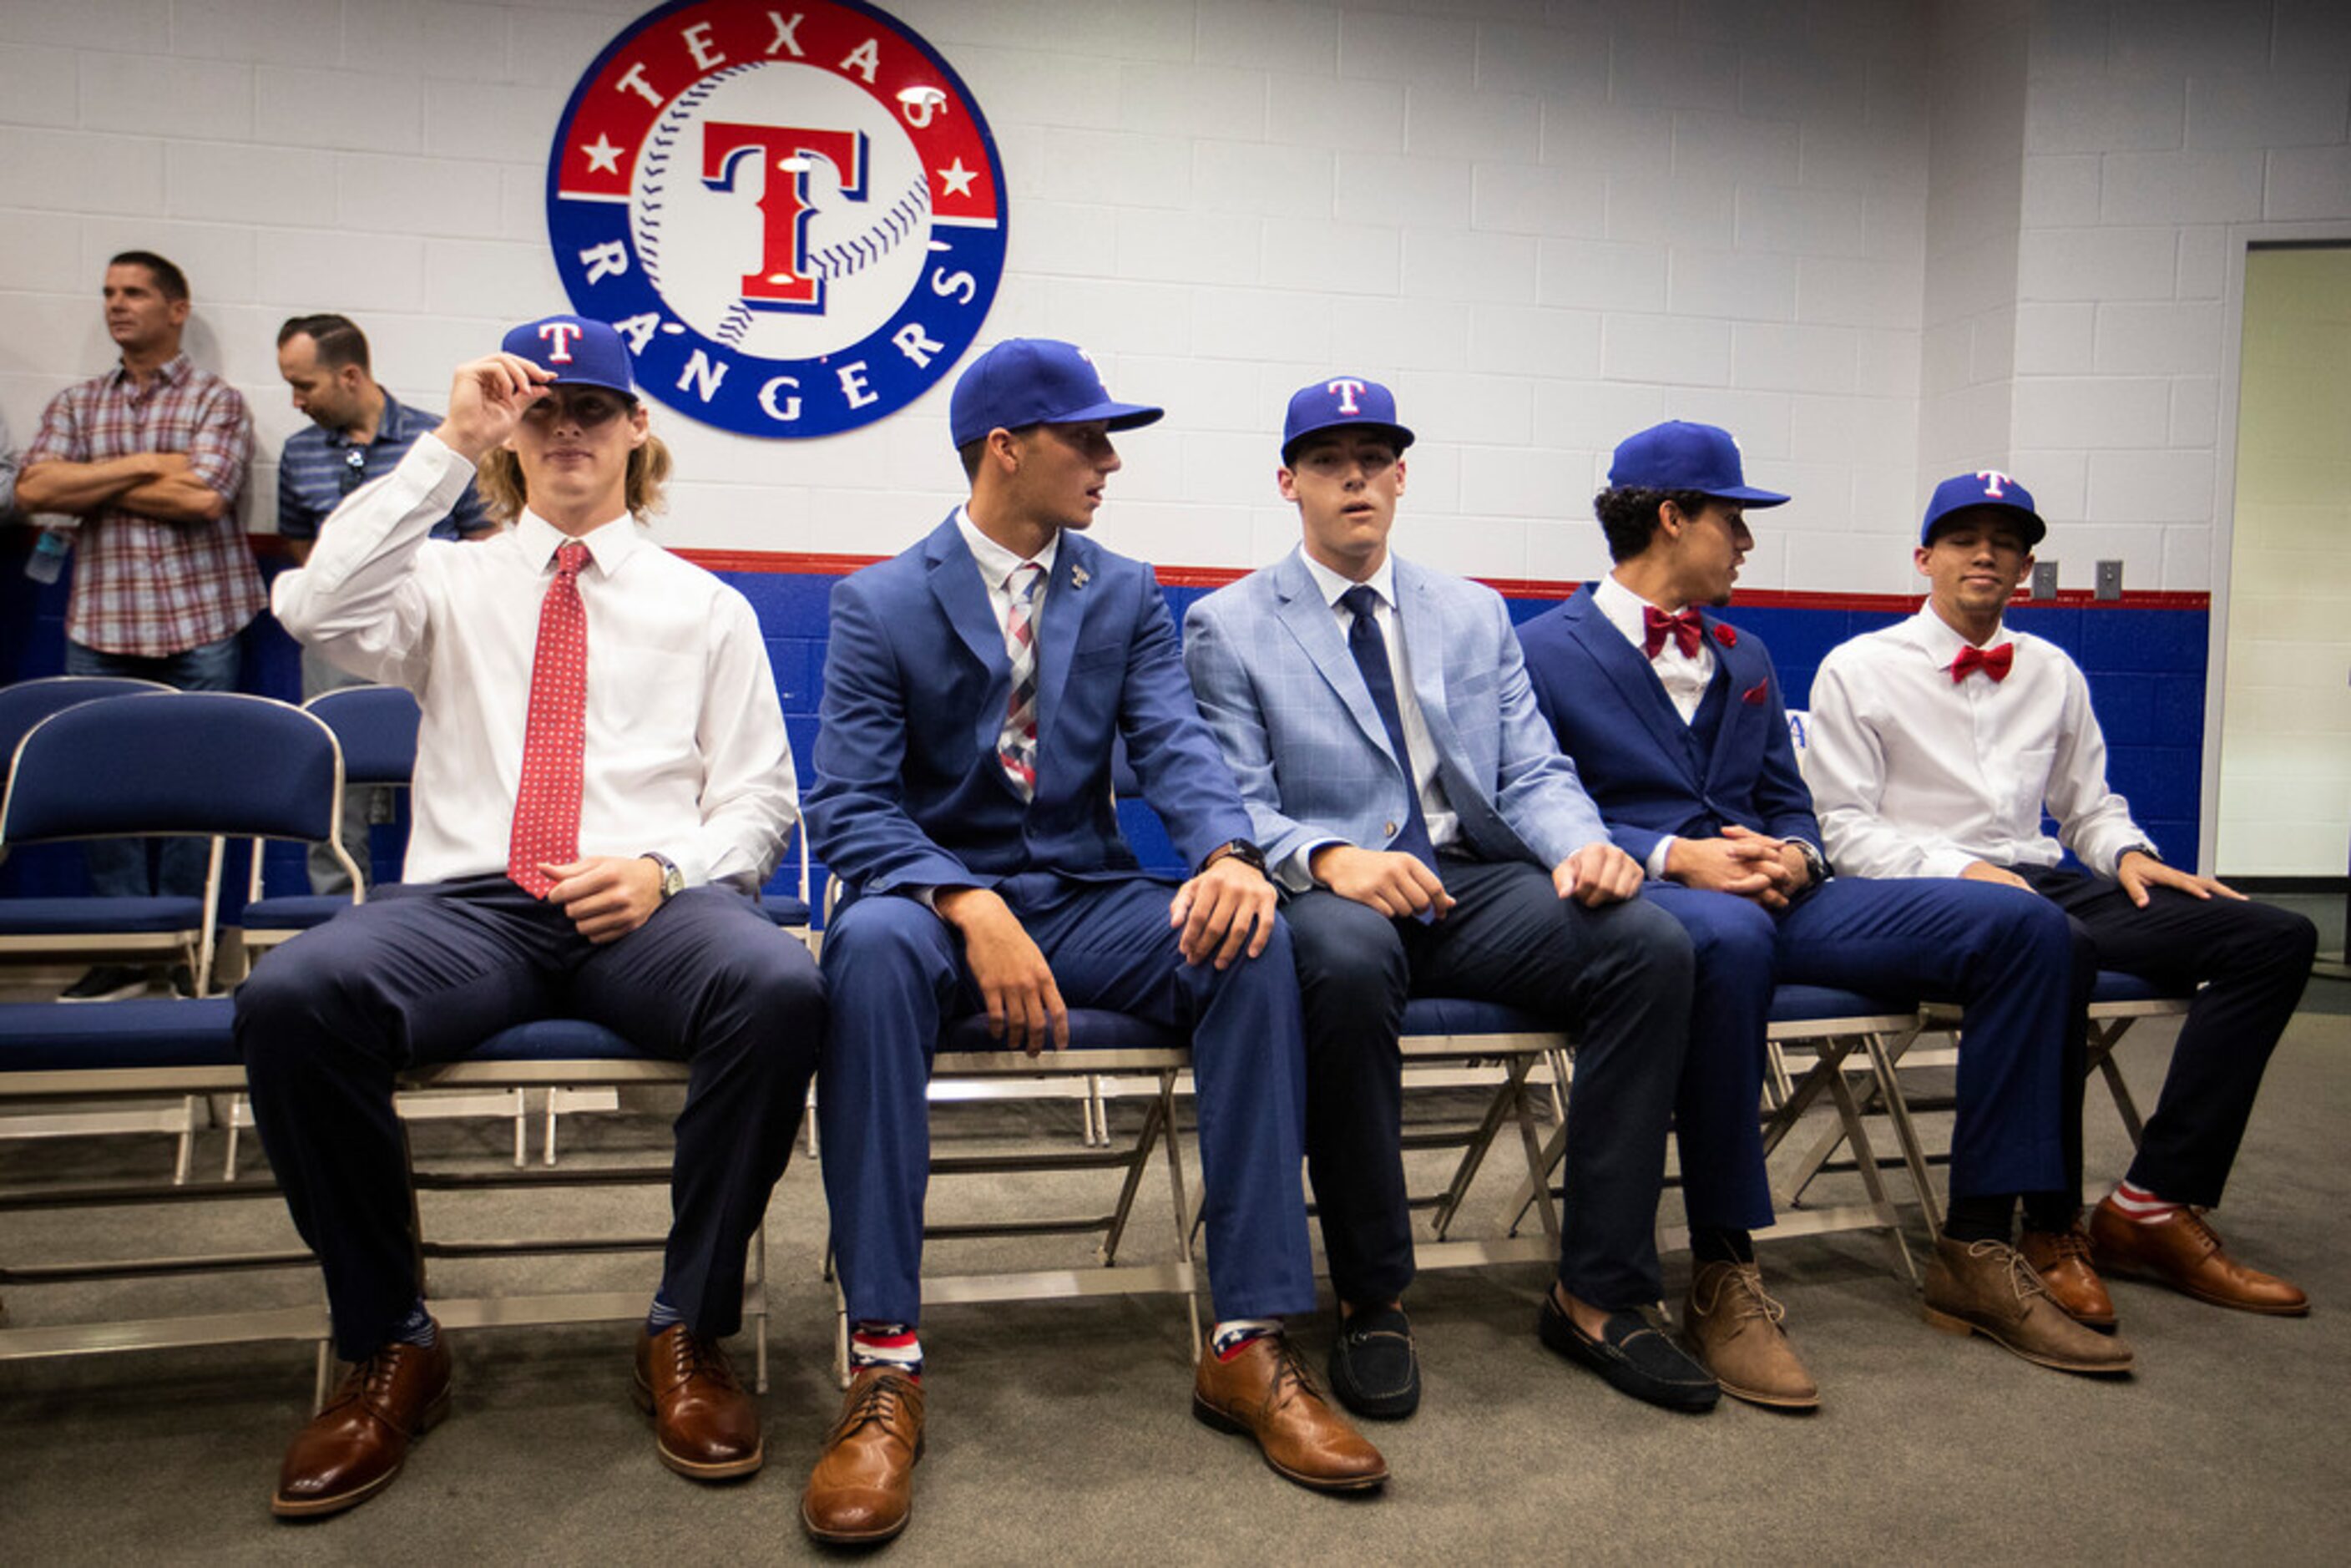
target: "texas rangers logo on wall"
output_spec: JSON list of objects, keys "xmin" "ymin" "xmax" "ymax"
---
[{"xmin": 546, "ymin": 0, "xmax": 1007, "ymax": 438}]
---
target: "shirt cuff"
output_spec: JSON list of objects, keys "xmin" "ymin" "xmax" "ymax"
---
[{"xmin": 1645, "ymin": 836, "xmax": 1676, "ymax": 881}]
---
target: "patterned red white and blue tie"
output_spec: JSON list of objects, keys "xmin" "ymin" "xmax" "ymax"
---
[
  {"xmin": 508, "ymin": 540, "xmax": 589, "ymax": 897},
  {"xmin": 997, "ymin": 561, "xmax": 1044, "ymax": 800}
]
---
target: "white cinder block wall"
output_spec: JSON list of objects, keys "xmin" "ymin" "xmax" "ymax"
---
[{"xmin": 0, "ymin": 0, "xmax": 2344, "ymax": 600}]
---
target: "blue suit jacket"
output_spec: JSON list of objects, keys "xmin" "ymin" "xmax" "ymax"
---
[
  {"xmin": 1514, "ymin": 586, "xmax": 1818, "ymax": 867},
  {"xmin": 807, "ymin": 513, "xmax": 1253, "ymax": 902},
  {"xmin": 1183, "ymin": 548, "xmax": 1605, "ymax": 882}
]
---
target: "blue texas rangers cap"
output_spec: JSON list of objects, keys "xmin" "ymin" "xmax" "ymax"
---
[
  {"xmin": 1608, "ymin": 420, "xmax": 1789, "ymax": 508},
  {"xmin": 501, "ymin": 314, "xmax": 636, "ymax": 400},
  {"xmin": 1280, "ymin": 376, "xmax": 1416, "ymax": 465},
  {"xmin": 948, "ymin": 338, "xmax": 1164, "ymax": 448},
  {"xmin": 1920, "ymin": 469, "xmax": 2047, "ymax": 548}
]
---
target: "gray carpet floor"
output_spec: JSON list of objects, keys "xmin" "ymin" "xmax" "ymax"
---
[{"xmin": 4, "ymin": 1006, "xmax": 2348, "ymax": 1562}]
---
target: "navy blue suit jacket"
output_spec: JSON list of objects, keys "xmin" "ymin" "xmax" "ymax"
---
[
  {"xmin": 807, "ymin": 513, "xmax": 1253, "ymax": 903},
  {"xmin": 1514, "ymin": 586, "xmax": 1818, "ymax": 867}
]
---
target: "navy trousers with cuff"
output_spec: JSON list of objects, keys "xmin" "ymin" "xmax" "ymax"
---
[
  {"xmin": 1284, "ymin": 857, "xmax": 1695, "ymax": 1313},
  {"xmin": 2025, "ymin": 868, "xmax": 2316, "ymax": 1207},
  {"xmin": 235, "ymin": 877, "xmax": 823, "ymax": 1363},
  {"xmin": 1642, "ymin": 875, "xmax": 2090, "ymax": 1208},
  {"xmin": 817, "ymin": 872, "xmax": 1315, "ymax": 1329}
]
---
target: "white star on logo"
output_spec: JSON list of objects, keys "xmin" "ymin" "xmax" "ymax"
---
[
  {"xmin": 938, "ymin": 157, "xmax": 977, "ymax": 199},
  {"xmin": 583, "ymin": 134, "xmax": 623, "ymax": 175}
]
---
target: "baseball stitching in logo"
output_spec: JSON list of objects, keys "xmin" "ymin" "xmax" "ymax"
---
[{"xmin": 547, "ymin": 0, "xmax": 1007, "ymax": 439}]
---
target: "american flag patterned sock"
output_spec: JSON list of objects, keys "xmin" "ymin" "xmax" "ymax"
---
[
  {"xmin": 851, "ymin": 1321, "xmax": 923, "ymax": 1380},
  {"xmin": 2108, "ymin": 1178, "xmax": 2180, "ymax": 1220},
  {"xmin": 1210, "ymin": 1319, "xmax": 1282, "ymax": 1361}
]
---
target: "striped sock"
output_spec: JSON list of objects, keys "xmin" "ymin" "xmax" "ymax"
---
[
  {"xmin": 390, "ymin": 1298, "xmax": 438, "ymax": 1349},
  {"xmin": 1210, "ymin": 1319, "xmax": 1281, "ymax": 1361},
  {"xmin": 645, "ymin": 1289, "xmax": 684, "ymax": 1336},
  {"xmin": 2108, "ymin": 1179, "xmax": 2179, "ymax": 1221},
  {"xmin": 851, "ymin": 1321, "xmax": 923, "ymax": 1380}
]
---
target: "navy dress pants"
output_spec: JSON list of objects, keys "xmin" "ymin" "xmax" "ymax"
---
[
  {"xmin": 235, "ymin": 878, "xmax": 824, "ymax": 1362},
  {"xmin": 1284, "ymin": 858, "xmax": 1695, "ymax": 1313},
  {"xmin": 1643, "ymin": 876, "xmax": 2089, "ymax": 1207},
  {"xmin": 817, "ymin": 872, "xmax": 1315, "ymax": 1328},
  {"xmin": 2026, "ymin": 869, "xmax": 2317, "ymax": 1207}
]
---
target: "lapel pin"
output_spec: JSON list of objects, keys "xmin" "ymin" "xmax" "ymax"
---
[{"xmin": 1071, "ymin": 566, "xmax": 1090, "ymax": 589}]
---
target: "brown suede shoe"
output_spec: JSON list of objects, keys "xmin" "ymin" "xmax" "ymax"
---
[
  {"xmin": 1922, "ymin": 1237, "xmax": 2135, "ymax": 1375},
  {"xmin": 2089, "ymin": 1196, "xmax": 2309, "ymax": 1316},
  {"xmin": 1683, "ymin": 1260, "xmax": 1819, "ymax": 1410},
  {"xmin": 270, "ymin": 1333, "xmax": 453, "ymax": 1519},
  {"xmin": 2020, "ymin": 1223, "xmax": 2118, "ymax": 1328},
  {"xmin": 632, "ymin": 1325, "xmax": 763, "ymax": 1480},
  {"xmin": 802, "ymin": 1367, "xmax": 925, "ymax": 1545},
  {"xmin": 1191, "ymin": 1334, "xmax": 1388, "ymax": 1493}
]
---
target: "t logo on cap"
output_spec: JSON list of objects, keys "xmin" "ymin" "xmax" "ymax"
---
[
  {"xmin": 1282, "ymin": 376, "xmax": 1415, "ymax": 465},
  {"xmin": 1974, "ymin": 468, "xmax": 2014, "ymax": 499},
  {"xmin": 1327, "ymin": 378, "xmax": 1367, "ymax": 415},
  {"xmin": 539, "ymin": 321, "xmax": 582, "ymax": 363}
]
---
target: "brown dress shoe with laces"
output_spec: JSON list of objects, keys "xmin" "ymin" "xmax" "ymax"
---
[
  {"xmin": 632, "ymin": 1325, "xmax": 763, "ymax": 1480},
  {"xmin": 2020, "ymin": 1223, "xmax": 2118, "ymax": 1328},
  {"xmin": 271, "ymin": 1333, "xmax": 453, "ymax": 1519},
  {"xmin": 1191, "ymin": 1334, "xmax": 1388, "ymax": 1493},
  {"xmin": 1922, "ymin": 1236, "xmax": 2135, "ymax": 1374},
  {"xmin": 802, "ymin": 1367, "xmax": 925, "ymax": 1545},
  {"xmin": 1684, "ymin": 1260, "xmax": 1819, "ymax": 1409},
  {"xmin": 2089, "ymin": 1197, "xmax": 2309, "ymax": 1315}
]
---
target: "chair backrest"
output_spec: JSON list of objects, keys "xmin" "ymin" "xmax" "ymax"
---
[
  {"xmin": 0, "ymin": 676, "xmax": 176, "ymax": 781},
  {"xmin": 0, "ymin": 693, "xmax": 345, "ymax": 847},
  {"xmin": 304, "ymin": 684, "xmax": 421, "ymax": 787}
]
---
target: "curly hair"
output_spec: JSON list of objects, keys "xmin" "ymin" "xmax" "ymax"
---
[{"xmin": 1591, "ymin": 486, "xmax": 1719, "ymax": 564}]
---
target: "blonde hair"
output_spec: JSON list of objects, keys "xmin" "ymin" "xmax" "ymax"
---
[{"xmin": 475, "ymin": 432, "xmax": 673, "ymax": 524}]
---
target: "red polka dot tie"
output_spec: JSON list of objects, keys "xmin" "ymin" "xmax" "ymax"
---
[{"xmin": 508, "ymin": 540, "xmax": 589, "ymax": 898}]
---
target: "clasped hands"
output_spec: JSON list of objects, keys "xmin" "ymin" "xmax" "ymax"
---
[{"xmin": 1664, "ymin": 825, "xmax": 1815, "ymax": 911}]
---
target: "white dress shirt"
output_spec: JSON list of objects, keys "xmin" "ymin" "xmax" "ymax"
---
[
  {"xmin": 1589, "ymin": 573, "xmax": 1741, "ymax": 880},
  {"xmin": 1285, "ymin": 551, "xmax": 1460, "ymax": 885},
  {"xmin": 955, "ymin": 506, "xmax": 1059, "ymax": 640},
  {"xmin": 272, "ymin": 433, "xmax": 797, "ymax": 891},
  {"xmin": 1806, "ymin": 604, "xmax": 2149, "ymax": 879}
]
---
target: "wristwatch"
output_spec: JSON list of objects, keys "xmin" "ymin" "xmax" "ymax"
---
[
  {"xmin": 1200, "ymin": 839, "xmax": 1267, "ymax": 876},
  {"xmin": 1790, "ymin": 839, "xmax": 1830, "ymax": 890},
  {"xmin": 643, "ymin": 852, "xmax": 686, "ymax": 903}
]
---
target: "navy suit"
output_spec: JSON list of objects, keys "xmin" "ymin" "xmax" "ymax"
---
[
  {"xmin": 807, "ymin": 515, "xmax": 1313, "ymax": 1327},
  {"xmin": 1517, "ymin": 588, "xmax": 2086, "ymax": 1206}
]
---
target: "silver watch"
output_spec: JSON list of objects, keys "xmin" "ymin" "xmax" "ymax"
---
[{"xmin": 644, "ymin": 852, "xmax": 685, "ymax": 902}]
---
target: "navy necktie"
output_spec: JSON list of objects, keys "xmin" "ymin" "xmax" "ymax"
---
[{"xmin": 1341, "ymin": 585, "xmax": 1439, "ymax": 883}]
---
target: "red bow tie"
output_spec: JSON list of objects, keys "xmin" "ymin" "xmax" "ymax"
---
[
  {"xmin": 1951, "ymin": 642, "xmax": 2015, "ymax": 684},
  {"xmin": 1642, "ymin": 605, "xmax": 1705, "ymax": 660}
]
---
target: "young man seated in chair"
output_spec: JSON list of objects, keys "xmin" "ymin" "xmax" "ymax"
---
[
  {"xmin": 239, "ymin": 316, "xmax": 824, "ymax": 1518},
  {"xmin": 803, "ymin": 339, "xmax": 1385, "ymax": 1547},
  {"xmin": 1514, "ymin": 422, "xmax": 2128, "ymax": 1388},
  {"xmin": 1807, "ymin": 471, "xmax": 2316, "ymax": 1322}
]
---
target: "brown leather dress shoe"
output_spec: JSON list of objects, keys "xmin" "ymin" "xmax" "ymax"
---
[
  {"xmin": 1684, "ymin": 1260, "xmax": 1820, "ymax": 1410},
  {"xmin": 1921, "ymin": 1237, "xmax": 2135, "ymax": 1375},
  {"xmin": 633, "ymin": 1325, "xmax": 763, "ymax": 1480},
  {"xmin": 271, "ymin": 1333, "xmax": 453, "ymax": 1519},
  {"xmin": 2020, "ymin": 1223, "xmax": 2118, "ymax": 1328},
  {"xmin": 1191, "ymin": 1334, "xmax": 1388, "ymax": 1493},
  {"xmin": 802, "ymin": 1367, "xmax": 925, "ymax": 1545},
  {"xmin": 2090, "ymin": 1197, "xmax": 2309, "ymax": 1315}
]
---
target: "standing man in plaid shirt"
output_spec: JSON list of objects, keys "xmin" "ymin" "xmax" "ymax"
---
[{"xmin": 17, "ymin": 250, "xmax": 259, "ymax": 1001}]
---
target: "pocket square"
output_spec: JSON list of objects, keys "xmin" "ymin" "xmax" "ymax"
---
[{"xmin": 1742, "ymin": 680, "xmax": 1769, "ymax": 706}]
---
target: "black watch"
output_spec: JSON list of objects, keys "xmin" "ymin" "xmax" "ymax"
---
[
  {"xmin": 1791, "ymin": 838, "xmax": 1830, "ymax": 889},
  {"xmin": 643, "ymin": 852, "xmax": 685, "ymax": 902},
  {"xmin": 1201, "ymin": 839, "xmax": 1267, "ymax": 876}
]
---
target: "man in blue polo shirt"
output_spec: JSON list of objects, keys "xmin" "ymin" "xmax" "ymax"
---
[{"xmin": 276, "ymin": 313, "xmax": 493, "ymax": 893}]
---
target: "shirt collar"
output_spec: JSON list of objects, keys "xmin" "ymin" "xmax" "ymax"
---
[
  {"xmin": 1593, "ymin": 571, "xmax": 1682, "ymax": 650},
  {"xmin": 955, "ymin": 506, "xmax": 1059, "ymax": 589},
  {"xmin": 516, "ymin": 509, "xmax": 640, "ymax": 577},
  {"xmin": 1908, "ymin": 603, "xmax": 2007, "ymax": 665},
  {"xmin": 109, "ymin": 352, "xmax": 191, "ymax": 392},
  {"xmin": 1301, "ymin": 549, "xmax": 1397, "ymax": 614}
]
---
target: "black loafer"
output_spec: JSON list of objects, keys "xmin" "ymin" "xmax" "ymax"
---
[
  {"xmin": 1537, "ymin": 1293, "xmax": 1718, "ymax": 1412},
  {"xmin": 1326, "ymin": 1305, "xmax": 1420, "ymax": 1420}
]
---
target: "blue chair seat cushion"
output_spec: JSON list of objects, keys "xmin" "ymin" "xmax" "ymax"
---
[
  {"xmin": 467, "ymin": 1019, "xmax": 653, "ymax": 1061},
  {"xmin": 1399, "ymin": 996, "xmax": 1555, "ymax": 1036},
  {"xmin": 0, "ymin": 998, "xmax": 237, "ymax": 1070},
  {"xmin": 759, "ymin": 895, "xmax": 811, "ymax": 926},
  {"xmin": 0, "ymin": 896, "xmax": 204, "ymax": 935},
  {"xmin": 1767, "ymin": 984, "xmax": 1915, "ymax": 1023},
  {"xmin": 239, "ymin": 894, "xmax": 354, "ymax": 932},
  {"xmin": 2092, "ymin": 969, "xmax": 2188, "ymax": 1005}
]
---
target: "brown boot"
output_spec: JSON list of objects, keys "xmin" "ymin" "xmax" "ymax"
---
[
  {"xmin": 270, "ymin": 1333, "xmax": 453, "ymax": 1519},
  {"xmin": 2020, "ymin": 1222, "xmax": 2118, "ymax": 1328},
  {"xmin": 1683, "ymin": 1260, "xmax": 1819, "ymax": 1410},
  {"xmin": 2089, "ymin": 1196, "xmax": 2309, "ymax": 1315},
  {"xmin": 1922, "ymin": 1237, "xmax": 2135, "ymax": 1375},
  {"xmin": 1191, "ymin": 1333, "xmax": 1388, "ymax": 1493},
  {"xmin": 632, "ymin": 1325, "xmax": 762, "ymax": 1480},
  {"xmin": 802, "ymin": 1368, "xmax": 925, "ymax": 1545}
]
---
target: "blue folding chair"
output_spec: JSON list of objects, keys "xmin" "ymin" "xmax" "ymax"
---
[
  {"xmin": 235, "ymin": 684, "xmax": 417, "ymax": 961},
  {"xmin": 0, "ymin": 675, "xmax": 179, "ymax": 944}
]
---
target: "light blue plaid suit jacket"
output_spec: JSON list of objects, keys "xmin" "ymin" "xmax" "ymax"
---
[{"xmin": 1183, "ymin": 547, "xmax": 1607, "ymax": 888}]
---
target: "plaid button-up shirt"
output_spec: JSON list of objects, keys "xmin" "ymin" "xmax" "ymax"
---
[{"xmin": 24, "ymin": 353, "xmax": 262, "ymax": 656}]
